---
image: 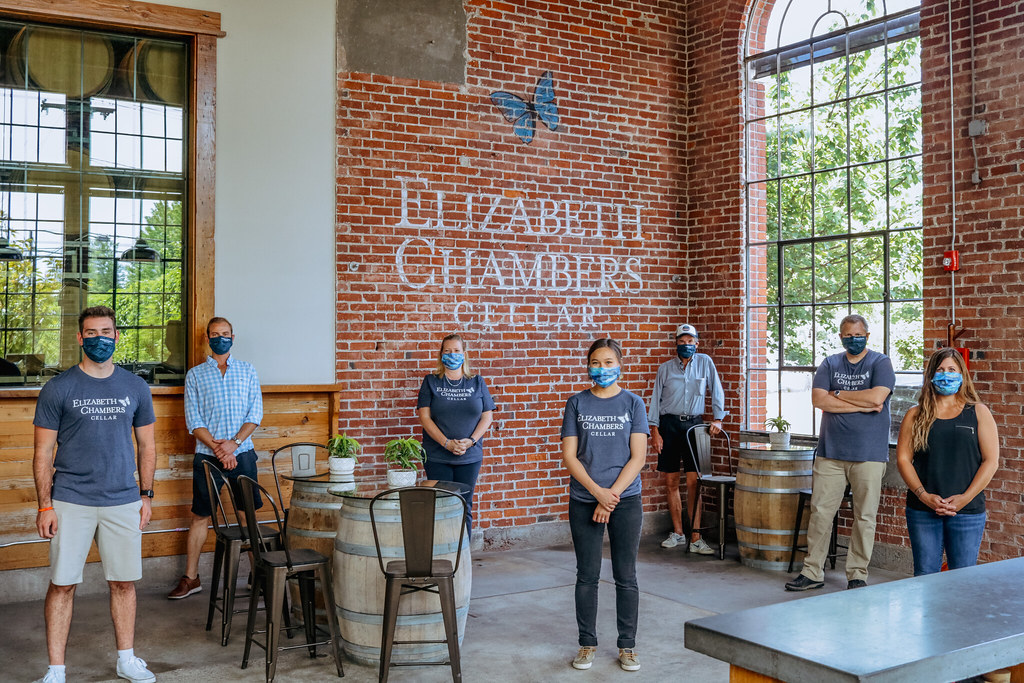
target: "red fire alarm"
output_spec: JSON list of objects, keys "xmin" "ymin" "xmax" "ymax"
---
[{"xmin": 943, "ymin": 250, "xmax": 960, "ymax": 271}]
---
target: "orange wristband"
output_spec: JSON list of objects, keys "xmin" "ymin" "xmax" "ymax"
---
[{"xmin": 38, "ymin": 506, "xmax": 54, "ymax": 512}]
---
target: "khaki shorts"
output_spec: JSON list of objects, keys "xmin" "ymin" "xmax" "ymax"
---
[{"xmin": 50, "ymin": 499, "xmax": 143, "ymax": 585}]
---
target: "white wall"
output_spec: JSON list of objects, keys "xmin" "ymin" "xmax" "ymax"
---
[{"xmin": 171, "ymin": 0, "xmax": 337, "ymax": 384}]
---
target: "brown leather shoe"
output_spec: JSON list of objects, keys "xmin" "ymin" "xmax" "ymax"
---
[{"xmin": 167, "ymin": 574, "xmax": 201, "ymax": 599}]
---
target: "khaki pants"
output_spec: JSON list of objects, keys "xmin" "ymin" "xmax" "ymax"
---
[{"xmin": 800, "ymin": 457, "xmax": 886, "ymax": 582}]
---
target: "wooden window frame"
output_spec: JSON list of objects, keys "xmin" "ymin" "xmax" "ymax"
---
[{"xmin": 0, "ymin": 0, "xmax": 220, "ymax": 379}]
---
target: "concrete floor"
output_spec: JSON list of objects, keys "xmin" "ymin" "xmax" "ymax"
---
[{"xmin": 1, "ymin": 538, "xmax": 908, "ymax": 682}]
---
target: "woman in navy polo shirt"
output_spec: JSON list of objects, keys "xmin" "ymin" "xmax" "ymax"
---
[{"xmin": 417, "ymin": 333, "xmax": 495, "ymax": 536}]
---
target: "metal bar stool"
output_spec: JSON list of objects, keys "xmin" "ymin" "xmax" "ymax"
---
[
  {"xmin": 203, "ymin": 460, "xmax": 284, "ymax": 646},
  {"xmin": 685, "ymin": 425, "xmax": 737, "ymax": 560},
  {"xmin": 787, "ymin": 484, "xmax": 852, "ymax": 573},
  {"xmin": 237, "ymin": 475, "xmax": 343, "ymax": 683},
  {"xmin": 370, "ymin": 486, "xmax": 467, "ymax": 683}
]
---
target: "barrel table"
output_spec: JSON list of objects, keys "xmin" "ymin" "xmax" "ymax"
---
[
  {"xmin": 329, "ymin": 477, "xmax": 471, "ymax": 666},
  {"xmin": 734, "ymin": 442, "xmax": 815, "ymax": 571}
]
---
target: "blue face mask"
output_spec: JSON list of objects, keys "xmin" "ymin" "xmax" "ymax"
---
[
  {"xmin": 209, "ymin": 335, "xmax": 233, "ymax": 355},
  {"xmin": 81, "ymin": 335, "xmax": 116, "ymax": 363},
  {"xmin": 441, "ymin": 353, "xmax": 464, "ymax": 370},
  {"xmin": 677, "ymin": 344, "xmax": 696, "ymax": 359},
  {"xmin": 841, "ymin": 335, "xmax": 867, "ymax": 355},
  {"xmin": 588, "ymin": 366, "xmax": 621, "ymax": 388},
  {"xmin": 931, "ymin": 371, "xmax": 963, "ymax": 396}
]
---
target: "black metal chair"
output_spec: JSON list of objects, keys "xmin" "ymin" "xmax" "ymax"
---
[
  {"xmin": 787, "ymin": 483, "xmax": 853, "ymax": 573},
  {"xmin": 238, "ymin": 475, "xmax": 343, "ymax": 683},
  {"xmin": 370, "ymin": 486, "xmax": 467, "ymax": 683},
  {"xmin": 685, "ymin": 424, "xmax": 737, "ymax": 560},
  {"xmin": 203, "ymin": 460, "xmax": 285, "ymax": 646},
  {"xmin": 270, "ymin": 442, "xmax": 329, "ymax": 525}
]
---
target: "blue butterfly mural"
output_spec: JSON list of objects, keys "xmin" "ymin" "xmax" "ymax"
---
[{"xmin": 490, "ymin": 71, "xmax": 560, "ymax": 144}]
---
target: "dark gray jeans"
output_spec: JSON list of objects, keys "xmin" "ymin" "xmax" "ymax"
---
[{"xmin": 568, "ymin": 494, "xmax": 642, "ymax": 649}]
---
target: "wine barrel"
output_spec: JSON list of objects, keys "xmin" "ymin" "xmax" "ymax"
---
[
  {"xmin": 734, "ymin": 443, "xmax": 815, "ymax": 571},
  {"xmin": 7, "ymin": 26, "xmax": 114, "ymax": 98},
  {"xmin": 120, "ymin": 39, "xmax": 187, "ymax": 106},
  {"xmin": 334, "ymin": 490, "xmax": 470, "ymax": 666},
  {"xmin": 286, "ymin": 477, "xmax": 343, "ymax": 623}
]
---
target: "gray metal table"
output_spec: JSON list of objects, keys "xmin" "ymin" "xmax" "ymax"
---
[{"xmin": 685, "ymin": 557, "xmax": 1024, "ymax": 682}]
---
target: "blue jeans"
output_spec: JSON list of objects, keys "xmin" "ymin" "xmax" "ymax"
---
[
  {"xmin": 568, "ymin": 494, "xmax": 642, "ymax": 649},
  {"xmin": 423, "ymin": 459, "xmax": 482, "ymax": 538},
  {"xmin": 905, "ymin": 507, "xmax": 987, "ymax": 576}
]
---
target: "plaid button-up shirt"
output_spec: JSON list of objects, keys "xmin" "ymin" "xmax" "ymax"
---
[{"xmin": 184, "ymin": 355, "xmax": 262, "ymax": 455}]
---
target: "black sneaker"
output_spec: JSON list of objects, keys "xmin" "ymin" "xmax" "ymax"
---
[
  {"xmin": 785, "ymin": 575, "xmax": 824, "ymax": 591},
  {"xmin": 847, "ymin": 579, "xmax": 868, "ymax": 589}
]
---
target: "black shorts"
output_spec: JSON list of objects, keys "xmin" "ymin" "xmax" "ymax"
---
[
  {"xmin": 656, "ymin": 415, "xmax": 703, "ymax": 474},
  {"xmin": 191, "ymin": 450, "xmax": 261, "ymax": 518}
]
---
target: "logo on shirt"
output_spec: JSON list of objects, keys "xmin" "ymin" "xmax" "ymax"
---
[
  {"xmin": 578, "ymin": 412, "xmax": 630, "ymax": 437},
  {"xmin": 436, "ymin": 385, "xmax": 473, "ymax": 401},
  {"xmin": 834, "ymin": 371, "xmax": 870, "ymax": 390},
  {"xmin": 72, "ymin": 396, "xmax": 131, "ymax": 421}
]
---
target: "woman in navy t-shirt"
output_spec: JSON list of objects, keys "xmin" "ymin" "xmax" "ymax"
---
[
  {"xmin": 561, "ymin": 338, "xmax": 649, "ymax": 673},
  {"xmin": 417, "ymin": 333, "xmax": 495, "ymax": 536},
  {"xmin": 896, "ymin": 348, "xmax": 999, "ymax": 575}
]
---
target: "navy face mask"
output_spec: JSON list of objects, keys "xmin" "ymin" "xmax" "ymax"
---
[
  {"xmin": 209, "ymin": 335, "xmax": 233, "ymax": 355},
  {"xmin": 677, "ymin": 344, "xmax": 696, "ymax": 359},
  {"xmin": 81, "ymin": 335, "xmax": 116, "ymax": 363},
  {"xmin": 841, "ymin": 335, "xmax": 867, "ymax": 355}
]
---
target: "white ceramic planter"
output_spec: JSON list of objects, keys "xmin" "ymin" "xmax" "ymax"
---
[
  {"xmin": 386, "ymin": 469, "xmax": 418, "ymax": 488},
  {"xmin": 329, "ymin": 457, "xmax": 356, "ymax": 477},
  {"xmin": 768, "ymin": 431, "xmax": 792, "ymax": 448}
]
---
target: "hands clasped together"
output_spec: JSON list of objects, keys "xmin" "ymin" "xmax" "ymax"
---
[
  {"xmin": 211, "ymin": 438, "xmax": 239, "ymax": 470},
  {"xmin": 444, "ymin": 438, "xmax": 474, "ymax": 456},
  {"xmin": 592, "ymin": 488, "xmax": 619, "ymax": 523},
  {"xmin": 922, "ymin": 492, "xmax": 966, "ymax": 516}
]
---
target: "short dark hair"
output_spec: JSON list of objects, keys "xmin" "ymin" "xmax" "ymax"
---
[
  {"xmin": 79, "ymin": 306, "xmax": 116, "ymax": 333},
  {"xmin": 840, "ymin": 314, "xmax": 869, "ymax": 333},
  {"xmin": 587, "ymin": 338, "xmax": 622, "ymax": 362},
  {"xmin": 206, "ymin": 316, "xmax": 233, "ymax": 336}
]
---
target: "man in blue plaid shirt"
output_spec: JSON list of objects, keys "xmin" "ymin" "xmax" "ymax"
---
[{"xmin": 167, "ymin": 316, "xmax": 263, "ymax": 600}]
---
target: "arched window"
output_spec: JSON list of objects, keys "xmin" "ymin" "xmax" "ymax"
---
[{"xmin": 744, "ymin": 0, "xmax": 923, "ymax": 439}]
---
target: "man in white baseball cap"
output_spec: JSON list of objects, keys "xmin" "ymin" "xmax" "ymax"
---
[{"xmin": 647, "ymin": 323, "xmax": 728, "ymax": 555}]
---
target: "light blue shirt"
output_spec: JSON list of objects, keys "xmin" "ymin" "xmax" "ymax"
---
[
  {"xmin": 647, "ymin": 353, "xmax": 727, "ymax": 427},
  {"xmin": 184, "ymin": 355, "xmax": 263, "ymax": 455}
]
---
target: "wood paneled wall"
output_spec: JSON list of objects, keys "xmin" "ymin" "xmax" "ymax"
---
[{"xmin": 0, "ymin": 385, "xmax": 340, "ymax": 571}]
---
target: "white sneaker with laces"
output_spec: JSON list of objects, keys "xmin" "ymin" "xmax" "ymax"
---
[
  {"xmin": 688, "ymin": 538, "xmax": 715, "ymax": 555},
  {"xmin": 33, "ymin": 672, "xmax": 63, "ymax": 683},
  {"xmin": 661, "ymin": 532, "xmax": 686, "ymax": 548},
  {"xmin": 117, "ymin": 655, "xmax": 156, "ymax": 683}
]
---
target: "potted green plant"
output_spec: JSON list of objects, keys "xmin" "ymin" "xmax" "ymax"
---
[
  {"xmin": 383, "ymin": 436, "xmax": 424, "ymax": 488},
  {"xmin": 765, "ymin": 416, "xmax": 792, "ymax": 448},
  {"xmin": 327, "ymin": 433, "xmax": 360, "ymax": 477}
]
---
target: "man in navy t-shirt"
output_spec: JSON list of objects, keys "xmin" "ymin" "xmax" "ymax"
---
[
  {"xmin": 785, "ymin": 314, "xmax": 895, "ymax": 592},
  {"xmin": 32, "ymin": 306, "xmax": 157, "ymax": 683}
]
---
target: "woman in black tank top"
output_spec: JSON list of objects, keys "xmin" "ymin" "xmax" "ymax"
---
[{"xmin": 896, "ymin": 349, "xmax": 999, "ymax": 576}]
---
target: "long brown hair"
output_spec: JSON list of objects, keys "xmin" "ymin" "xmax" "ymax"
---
[
  {"xmin": 910, "ymin": 348, "xmax": 980, "ymax": 453},
  {"xmin": 433, "ymin": 333, "xmax": 476, "ymax": 378}
]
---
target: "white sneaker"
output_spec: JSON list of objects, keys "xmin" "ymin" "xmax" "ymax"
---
[
  {"xmin": 688, "ymin": 538, "xmax": 715, "ymax": 555},
  {"xmin": 33, "ymin": 672, "xmax": 63, "ymax": 683},
  {"xmin": 661, "ymin": 532, "xmax": 686, "ymax": 548},
  {"xmin": 117, "ymin": 655, "xmax": 156, "ymax": 683}
]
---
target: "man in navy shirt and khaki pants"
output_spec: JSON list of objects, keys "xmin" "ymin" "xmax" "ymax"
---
[{"xmin": 785, "ymin": 313, "xmax": 895, "ymax": 592}]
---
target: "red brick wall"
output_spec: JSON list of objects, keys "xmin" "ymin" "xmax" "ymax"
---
[
  {"xmin": 920, "ymin": 0, "xmax": 1024, "ymax": 562},
  {"xmin": 335, "ymin": 0, "xmax": 690, "ymax": 542}
]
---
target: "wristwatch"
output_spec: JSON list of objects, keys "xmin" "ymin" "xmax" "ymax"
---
[
  {"xmin": 833, "ymin": 389, "xmax": 841, "ymax": 398},
  {"xmin": 140, "ymin": 488, "xmax": 155, "ymax": 498},
  {"xmin": 232, "ymin": 438, "xmax": 242, "ymax": 446}
]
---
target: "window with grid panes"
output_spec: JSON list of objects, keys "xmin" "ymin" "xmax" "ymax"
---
[
  {"xmin": 0, "ymin": 22, "xmax": 187, "ymax": 386},
  {"xmin": 744, "ymin": 0, "xmax": 923, "ymax": 440}
]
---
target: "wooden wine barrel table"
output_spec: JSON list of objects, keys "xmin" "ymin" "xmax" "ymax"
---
[
  {"xmin": 329, "ymin": 477, "xmax": 470, "ymax": 666},
  {"xmin": 734, "ymin": 442, "xmax": 815, "ymax": 571}
]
